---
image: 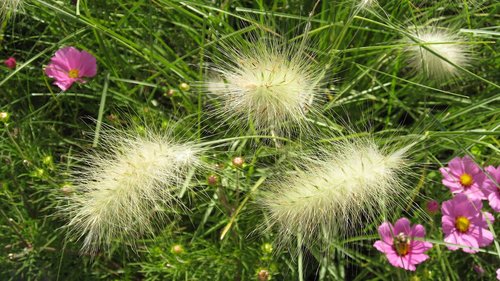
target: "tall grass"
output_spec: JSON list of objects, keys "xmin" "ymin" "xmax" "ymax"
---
[{"xmin": 0, "ymin": 0, "xmax": 499, "ymax": 280}]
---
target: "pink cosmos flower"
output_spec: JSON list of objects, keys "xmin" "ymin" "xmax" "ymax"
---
[
  {"xmin": 425, "ymin": 200, "xmax": 440, "ymax": 214},
  {"xmin": 439, "ymin": 156, "xmax": 486, "ymax": 200},
  {"xmin": 45, "ymin": 46, "xmax": 97, "ymax": 91},
  {"xmin": 441, "ymin": 194, "xmax": 494, "ymax": 253},
  {"xmin": 497, "ymin": 268, "xmax": 500, "ymax": 280},
  {"xmin": 483, "ymin": 165, "xmax": 500, "ymax": 212},
  {"xmin": 373, "ymin": 218, "xmax": 432, "ymax": 271},
  {"xmin": 4, "ymin": 57, "xmax": 16, "ymax": 69}
]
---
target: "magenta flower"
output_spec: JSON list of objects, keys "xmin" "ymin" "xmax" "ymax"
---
[
  {"xmin": 4, "ymin": 57, "xmax": 16, "ymax": 69},
  {"xmin": 439, "ymin": 156, "xmax": 486, "ymax": 200},
  {"xmin": 441, "ymin": 194, "xmax": 494, "ymax": 253},
  {"xmin": 45, "ymin": 47, "xmax": 97, "ymax": 91},
  {"xmin": 483, "ymin": 165, "xmax": 500, "ymax": 212},
  {"xmin": 425, "ymin": 200, "xmax": 440, "ymax": 214},
  {"xmin": 373, "ymin": 218, "xmax": 432, "ymax": 271}
]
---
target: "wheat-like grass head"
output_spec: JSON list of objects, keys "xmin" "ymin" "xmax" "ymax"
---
[
  {"xmin": 205, "ymin": 36, "xmax": 323, "ymax": 136},
  {"xmin": 261, "ymin": 138, "xmax": 411, "ymax": 250},
  {"xmin": 64, "ymin": 129, "xmax": 203, "ymax": 254},
  {"xmin": 357, "ymin": 0, "xmax": 377, "ymax": 9},
  {"xmin": 404, "ymin": 27, "xmax": 470, "ymax": 80}
]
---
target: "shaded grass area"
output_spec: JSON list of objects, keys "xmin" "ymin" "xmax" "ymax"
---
[{"xmin": 0, "ymin": 0, "xmax": 499, "ymax": 280}]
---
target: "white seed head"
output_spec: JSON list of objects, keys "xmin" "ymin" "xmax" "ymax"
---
[
  {"xmin": 261, "ymin": 138, "xmax": 410, "ymax": 249},
  {"xmin": 64, "ymin": 129, "xmax": 202, "ymax": 254},
  {"xmin": 358, "ymin": 0, "xmax": 377, "ymax": 9},
  {"xmin": 405, "ymin": 27, "xmax": 470, "ymax": 80},
  {"xmin": 204, "ymin": 36, "xmax": 323, "ymax": 135}
]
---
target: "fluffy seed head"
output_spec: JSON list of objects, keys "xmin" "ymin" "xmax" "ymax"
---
[
  {"xmin": 205, "ymin": 36, "xmax": 323, "ymax": 135},
  {"xmin": 405, "ymin": 27, "xmax": 470, "ymax": 80},
  {"xmin": 357, "ymin": 0, "xmax": 377, "ymax": 9},
  {"xmin": 261, "ymin": 138, "xmax": 411, "ymax": 249},
  {"xmin": 64, "ymin": 129, "xmax": 202, "ymax": 254}
]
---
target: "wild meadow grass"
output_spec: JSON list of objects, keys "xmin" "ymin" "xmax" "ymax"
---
[{"xmin": 1, "ymin": 0, "xmax": 499, "ymax": 280}]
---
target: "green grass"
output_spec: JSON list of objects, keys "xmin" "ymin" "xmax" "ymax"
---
[{"xmin": 1, "ymin": 0, "xmax": 499, "ymax": 280}]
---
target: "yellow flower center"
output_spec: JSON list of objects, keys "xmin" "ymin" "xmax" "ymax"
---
[
  {"xmin": 455, "ymin": 216, "xmax": 470, "ymax": 233},
  {"xmin": 394, "ymin": 232, "xmax": 410, "ymax": 256},
  {"xmin": 459, "ymin": 173, "xmax": 473, "ymax": 187},
  {"xmin": 68, "ymin": 69, "xmax": 80, "ymax": 79}
]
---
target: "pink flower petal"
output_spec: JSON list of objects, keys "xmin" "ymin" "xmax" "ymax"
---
[
  {"xmin": 77, "ymin": 50, "xmax": 97, "ymax": 77},
  {"xmin": 410, "ymin": 240, "xmax": 433, "ymax": 254},
  {"xmin": 448, "ymin": 157, "xmax": 465, "ymax": 174},
  {"xmin": 45, "ymin": 64, "xmax": 68, "ymax": 79},
  {"xmin": 444, "ymin": 232, "xmax": 471, "ymax": 252},
  {"xmin": 462, "ymin": 156, "xmax": 480, "ymax": 174},
  {"xmin": 459, "ymin": 234, "xmax": 480, "ymax": 253},
  {"xmin": 441, "ymin": 199, "xmax": 454, "ymax": 216},
  {"xmin": 451, "ymin": 194, "xmax": 482, "ymax": 217},
  {"xmin": 485, "ymin": 166, "xmax": 500, "ymax": 184},
  {"xmin": 387, "ymin": 254, "xmax": 417, "ymax": 271},
  {"xmin": 407, "ymin": 252, "xmax": 429, "ymax": 264},
  {"xmin": 469, "ymin": 226, "xmax": 494, "ymax": 247},
  {"xmin": 393, "ymin": 218, "xmax": 411, "ymax": 235},
  {"xmin": 373, "ymin": 240, "xmax": 394, "ymax": 255},
  {"xmin": 61, "ymin": 47, "xmax": 83, "ymax": 70},
  {"xmin": 377, "ymin": 222, "xmax": 394, "ymax": 244},
  {"xmin": 53, "ymin": 47, "xmax": 79, "ymax": 70},
  {"xmin": 410, "ymin": 223, "xmax": 426, "ymax": 238},
  {"xmin": 442, "ymin": 181, "xmax": 463, "ymax": 193},
  {"xmin": 482, "ymin": 212, "xmax": 495, "ymax": 225},
  {"xmin": 54, "ymin": 79, "xmax": 76, "ymax": 91},
  {"xmin": 457, "ymin": 185, "xmax": 487, "ymax": 201},
  {"xmin": 441, "ymin": 215, "xmax": 455, "ymax": 235},
  {"xmin": 488, "ymin": 192, "xmax": 500, "ymax": 212}
]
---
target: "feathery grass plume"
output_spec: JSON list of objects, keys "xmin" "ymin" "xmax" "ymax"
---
[
  {"xmin": 1, "ymin": 0, "xmax": 22, "ymax": 20},
  {"xmin": 64, "ymin": 126, "xmax": 203, "ymax": 254},
  {"xmin": 357, "ymin": 0, "xmax": 377, "ymax": 10},
  {"xmin": 203, "ymin": 32, "xmax": 324, "ymax": 136},
  {"xmin": 261, "ymin": 137, "xmax": 413, "ymax": 250},
  {"xmin": 404, "ymin": 27, "xmax": 470, "ymax": 80}
]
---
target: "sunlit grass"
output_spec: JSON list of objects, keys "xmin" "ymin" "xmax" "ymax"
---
[{"xmin": 0, "ymin": 0, "xmax": 499, "ymax": 280}]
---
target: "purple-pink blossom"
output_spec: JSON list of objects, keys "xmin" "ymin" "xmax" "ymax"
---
[
  {"xmin": 441, "ymin": 194, "xmax": 494, "ymax": 253},
  {"xmin": 483, "ymin": 165, "xmax": 500, "ymax": 212},
  {"xmin": 425, "ymin": 200, "xmax": 440, "ymax": 214},
  {"xmin": 439, "ymin": 156, "xmax": 486, "ymax": 200},
  {"xmin": 373, "ymin": 217, "xmax": 432, "ymax": 271},
  {"xmin": 45, "ymin": 46, "xmax": 97, "ymax": 91},
  {"xmin": 4, "ymin": 57, "xmax": 16, "ymax": 69}
]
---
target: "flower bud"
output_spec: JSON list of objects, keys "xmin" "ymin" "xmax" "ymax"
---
[
  {"xmin": 165, "ymin": 89, "xmax": 176, "ymax": 97},
  {"xmin": 171, "ymin": 244, "xmax": 184, "ymax": 254},
  {"xmin": 257, "ymin": 269, "xmax": 269, "ymax": 281},
  {"xmin": 425, "ymin": 200, "xmax": 440, "ymax": 214},
  {"xmin": 0, "ymin": 112, "xmax": 10, "ymax": 122},
  {"xmin": 4, "ymin": 57, "xmax": 16, "ymax": 69},
  {"xmin": 207, "ymin": 174, "xmax": 218, "ymax": 186},
  {"xmin": 179, "ymin": 82, "xmax": 190, "ymax": 91},
  {"xmin": 232, "ymin": 157, "xmax": 244, "ymax": 168},
  {"xmin": 261, "ymin": 243, "xmax": 273, "ymax": 254}
]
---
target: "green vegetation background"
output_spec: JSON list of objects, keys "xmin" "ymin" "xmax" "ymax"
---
[{"xmin": 0, "ymin": 0, "xmax": 499, "ymax": 280}]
